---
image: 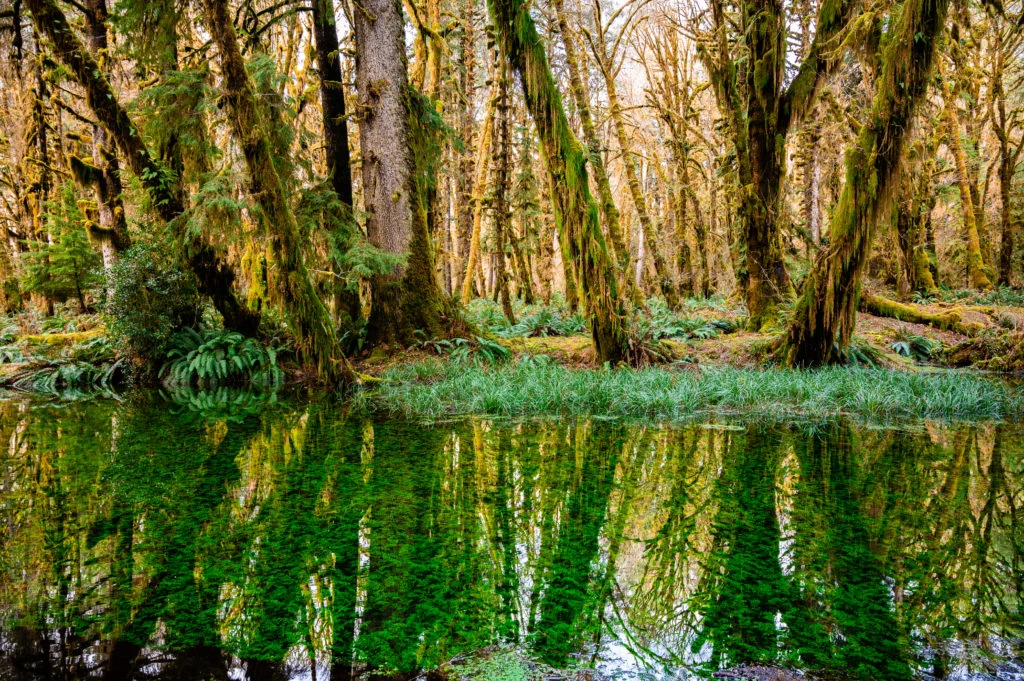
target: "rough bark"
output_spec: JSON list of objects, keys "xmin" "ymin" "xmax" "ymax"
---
[
  {"xmin": 80, "ymin": 0, "xmax": 131, "ymax": 286},
  {"xmin": 354, "ymin": 0, "xmax": 444, "ymax": 345},
  {"xmin": 784, "ymin": 0, "xmax": 949, "ymax": 366},
  {"xmin": 492, "ymin": 59, "xmax": 516, "ymax": 323},
  {"xmin": 23, "ymin": 0, "xmax": 259, "ymax": 334},
  {"xmin": 701, "ymin": 0, "xmax": 857, "ymax": 329},
  {"xmin": 489, "ymin": 0, "xmax": 628, "ymax": 362},
  {"xmin": 202, "ymin": 0, "xmax": 344, "ymax": 380}
]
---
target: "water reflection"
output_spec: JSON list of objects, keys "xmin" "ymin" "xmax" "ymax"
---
[{"xmin": 0, "ymin": 397, "xmax": 1020, "ymax": 680}]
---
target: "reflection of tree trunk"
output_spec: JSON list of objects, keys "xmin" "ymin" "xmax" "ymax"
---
[{"xmin": 534, "ymin": 423, "xmax": 620, "ymax": 666}]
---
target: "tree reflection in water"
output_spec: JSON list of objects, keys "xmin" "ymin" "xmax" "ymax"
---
[{"xmin": 0, "ymin": 395, "xmax": 1020, "ymax": 680}]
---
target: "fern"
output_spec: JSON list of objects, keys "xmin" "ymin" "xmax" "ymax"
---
[{"xmin": 160, "ymin": 328, "xmax": 283, "ymax": 388}]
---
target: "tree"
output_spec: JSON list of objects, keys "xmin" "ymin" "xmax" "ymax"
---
[
  {"xmin": 488, "ymin": 0, "xmax": 630, "ymax": 363},
  {"xmin": 697, "ymin": 0, "xmax": 858, "ymax": 329},
  {"xmin": 353, "ymin": 0, "xmax": 445, "ymax": 346},
  {"xmin": 22, "ymin": 0, "xmax": 259, "ymax": 334},
  {"xmin": 784, "ymin": 0, "xmax": 950, "ymax": 366},
  {"xmin": 200, "ymin": 0, "xmax": 345, "ymax": 381}
]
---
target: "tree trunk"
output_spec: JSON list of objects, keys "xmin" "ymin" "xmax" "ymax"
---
[
  {"xmin": 24, "ymin": 0, "xmax": 259, "ymax": 334},
  {"xmin": 81, "ymin": 0, "xmax": 131, "ymax": 291},
  {"xmin": 550, "ymin": 0, "xmax": 637, "ymax": 304},
  {"xmin": 599, "ymin": 49, "xmax": 678, "ymax": 309},
  {"xmin": 943, "ymin": 78, "xmax": 993, "ymax": 290},
  {"xmin": 460, "ymin": 55, "xmax": 498, "ymax": 302},
  {"xmin": 354, "ymin": 0, "xmax": 445, "ymax": 346},
  {"xmin": 492, "ymin": 58, "xmax": 516, "ymax": 323},
  {"xmin": 202, "ymin": 0, "xmax": 344, "ymax": 381},
  {"xmin": 489, "ymin": 0, "xmax": 628, "ymax": 363},
  {"xmin": 784, "ymin": 0, "xmax": 949, "ymax": 366}
]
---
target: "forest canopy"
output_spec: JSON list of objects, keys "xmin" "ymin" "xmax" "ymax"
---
[{"xmin": 0, "ymin": 0, "xmax": 1022, "ymax": 383}]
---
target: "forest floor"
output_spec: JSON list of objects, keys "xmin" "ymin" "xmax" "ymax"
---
[{"xmin": 0, "ymin": 291, "xmax": 1022, "ymax": 409}]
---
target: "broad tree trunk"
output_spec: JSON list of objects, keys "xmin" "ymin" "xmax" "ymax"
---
[
  {"xmin": 784, "ymin": 0, "xmax": 949, "ymax": 366},
  {"xmin": 489, "ymin": 0, "xmax": 628, "ymax": 363},
  {"xmin": 24, "ymin": 0, "xmax": 259, "ymax": 334},
  {"xmin": 354, "ymin": 0, "xmax": 445, "ymax": 345},
  {"xmin": 202, "ymin": 0, "xmax": 344, "ymax": 381}
]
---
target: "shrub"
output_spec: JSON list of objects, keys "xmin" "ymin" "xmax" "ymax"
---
[{"xmin": 106, "ymin": 244, "xmax": 201, "ymax": 363}]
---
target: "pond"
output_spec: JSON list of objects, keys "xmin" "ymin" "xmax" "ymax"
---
[{"xmin": 0, "ymin": 394, "xmax": 1020, "ymax": 680}]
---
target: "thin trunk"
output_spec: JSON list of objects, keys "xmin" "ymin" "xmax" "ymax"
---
[
  {"xmin": 202, "ymin": 0, "xmax": 344, "ymax": 380},
  {"xmin": 310, "ymin": 0, "xmax": 361, "ymax": 325},
  {"xmin": 942, "ymin": 64, "xmax": 993, "ymax": 290},
  {"xmin": 600, "ymin": 54, "xmax": 677, "ymax": 308},
  {"xmin": 550, "ymin": 0, "xmax": 637, "ymax": 304},
  {"xmin": 460, "ymin": 57, "xmax": 498, "ymax": 302},
  {"xmin": 493, "ymin": 59, "xmax": 516, "ymax": 323},
  {"xmin": 489, "ymin": 0, "xmax": 628, "ymax": 362},
  {"xmin": 81, "ymin": 0, "xmax": 130, "ymax": 290}
]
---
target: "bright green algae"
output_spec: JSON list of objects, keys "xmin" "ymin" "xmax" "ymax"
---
[{"xmin": 0, "ymin": 394, "xmax": 1021, "ymax": 680}]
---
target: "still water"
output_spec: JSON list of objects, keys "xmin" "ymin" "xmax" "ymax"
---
[{"xmin": 0, "ymin": 394, "xmax": 1020, "ymax": 680}]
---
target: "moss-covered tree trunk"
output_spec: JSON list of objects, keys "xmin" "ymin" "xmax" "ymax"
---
[
  {"xmin": 453, "ymin": 0, "xmax": 478, "ymax": 291},
  {"xmin": 991, "ymin": 32, "xmax": 1021, "ymax": 287},
  {"xmin": 942, "ymin": 69, "xmax": 993, "ymax": 290},
  {"xmin": 23, "ymin": 0, "xmax": 259, "ymax": 335},
  {"xmin": 354, "ymin": 0, "xmax": 444, "ymax": 346},
  {"xmin": 550, "ymin": 0, "xmax": 637, "ymax": 304},
  {"xmin": 596, "ymin": 41, "xmax": 678, "ymax": 309},
  {"xmin": 489, "ymin": 0, "xmax": 628, "ymax": 363},
  {"xmin": 702, "ymin": 0, "xmax": 856, "ymax": 329},
  {"xmin": 80, "ymin": 0, "xmax": 131, "ymax": 286},
  {"xmin": 783, "ymin": 0, "xmax": 949, "ymax": 366},
  {"xmin": 492, "ymin": 59, "xmax": 517, "ymax": 324},
  {"xmin": 202, "ymin": 0, "xmax": 344, "ymax": 381}
]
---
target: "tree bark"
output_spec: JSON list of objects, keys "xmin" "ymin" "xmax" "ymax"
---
[
  {"xmin": 202, "ymin": 0, "xmax": 344, "ymax": 381},
  {"xmin": 354, "ymin": 0, "xmax": 444, "ymax": 346},
  {"xmin": 550, "ymin": 0, "xmax": 637, "ymax": 304}
]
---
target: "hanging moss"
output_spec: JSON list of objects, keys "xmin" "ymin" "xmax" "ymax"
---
[
  {"xmin": 24, "ymin": 0, "xmax": 258, "ymax": 335},
  {"xmin": 783, "ymin": 0, "xmax": 950, "ymax": 366},
  {"xmin": 488, "ymin": 0, "xmax": 629, "ymax": 364},
  {"xmin": 201, "ymin": 0, "xmax": 344, "ymax": 383}
]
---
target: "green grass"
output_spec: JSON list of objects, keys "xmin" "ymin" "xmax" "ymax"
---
[{"xmin": 354, "ymin": 359, "xmax": 1023, "ymax": 422}]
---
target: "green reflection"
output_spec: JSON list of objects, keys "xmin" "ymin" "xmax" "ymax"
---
[{"xmin": 0, "ymin": 398, "xmax": 1020, "ymax": 680}]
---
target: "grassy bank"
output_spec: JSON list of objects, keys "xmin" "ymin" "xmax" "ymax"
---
[{"xmin": 354, "ymin": 359, "xmax": 1023, "ymax": 422}]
